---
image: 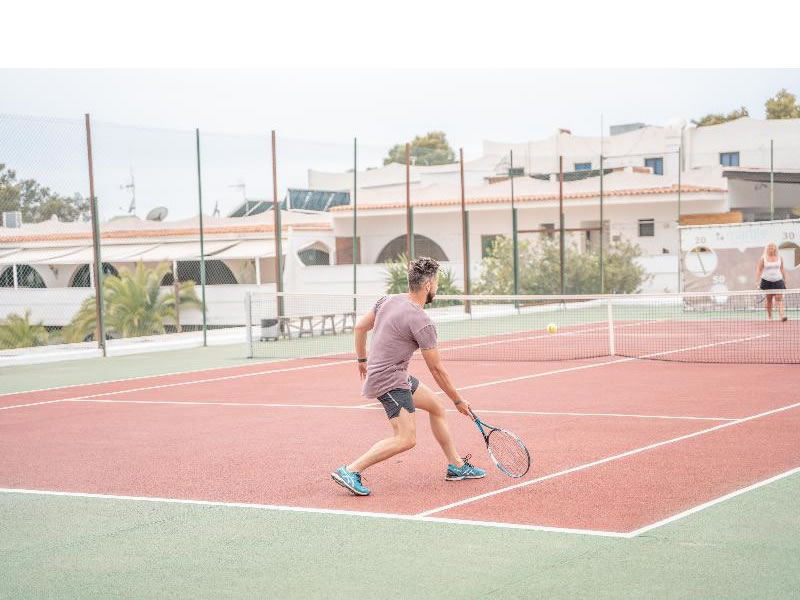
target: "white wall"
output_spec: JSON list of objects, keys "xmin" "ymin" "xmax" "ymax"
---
[{"xmin": 685, "ymin": 117, "xmax": 800, "ymax": 170}]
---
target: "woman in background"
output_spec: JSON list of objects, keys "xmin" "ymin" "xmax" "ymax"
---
[{"xmin": 755, "ymin": 242, "xmax": 788, "ymax": 321}]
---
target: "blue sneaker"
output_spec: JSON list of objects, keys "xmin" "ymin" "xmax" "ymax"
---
[
  {"xmin": 331, "ymin": 466, "xmax": 371, "ymax": 496},
  {"xmin": 445, "ymin": 455, "xmax": 486, "ymax": 481}
]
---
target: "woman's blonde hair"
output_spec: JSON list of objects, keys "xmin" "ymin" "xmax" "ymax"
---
[{"xmin": 764, "ymin": 242, "xmax": 778, "ymax": 258}]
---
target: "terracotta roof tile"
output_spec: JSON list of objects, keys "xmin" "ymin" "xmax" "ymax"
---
[
  {"xmin": 330, "ymin": 184, "xmax": 725, "ymax": 212},
  {"xmin": 0, "ymin": 223, "xmax": 331, "ymax": 244}
]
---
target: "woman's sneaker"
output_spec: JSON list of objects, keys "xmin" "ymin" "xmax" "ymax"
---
[
  {"xmin": 446, "ymin": 455, "xmax": 486, "ymax": 481},
  {"xmin": 331, "ymin": 466, "xmax": 370, "ymax": 496}
]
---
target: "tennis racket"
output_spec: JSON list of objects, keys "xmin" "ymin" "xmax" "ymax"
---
[{"xmin": 468, "ymin": 409, "xmax": 530, "ymax": 478}]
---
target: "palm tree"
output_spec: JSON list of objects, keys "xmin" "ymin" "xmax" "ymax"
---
[
  {"xmin": 383, "ymin": 253, "xmax": 462, "ymax": 305},
  {"xmin": 383, "ymin": 253, "xmax": 410, "ymax": 294},
  {"xmin": 63, "ymin": 262, "xmax": 201, "ymax": 342},
  {"xmin": 0, "ymin": 310, "xmax": 49, "ymax": 349}
]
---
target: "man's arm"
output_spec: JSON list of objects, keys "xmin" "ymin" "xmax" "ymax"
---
[
  {"xmin": 354, "ymin": 311, "xmax": 375, "ymax": 379},
  {"xmin": 421, "ymin": 347, "xmax": 472, "ymax": 416}
]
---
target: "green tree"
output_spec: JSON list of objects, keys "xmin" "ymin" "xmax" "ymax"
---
[
  {"xmin": 0, "ymin": 164, "xmax": 90, "ymax": 224},
  {"xmin": 0, "ymin": 310, "xmax": 49, "ymax": 349},
  {"xmin": 691, "ymin": 106, "xmax": 749, "ymax": 127},
  {"xmin": 62, "ymin": 262, "xmax": 201, "ymax": 342},
  {"xmin": 474, "ymin": 235, "xmax": 650, "ymax": 295},
  {"xmin": 383, "ymin": 132, "xmax": 456, "ymax": 166},
  {"xmin": 765, "ymin": 88, "xmax": 800, "ymax": 120}
]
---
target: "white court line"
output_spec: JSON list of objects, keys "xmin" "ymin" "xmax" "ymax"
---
[
  {"xmin": 0, "ymin": 488, "xmax": 626, "ymax": 538},
  {"xmin": 7, "ymin": 359, "xmax": 355, "ymax": 406},
  {"xmin": 451, "ymin": 409, "xmax": 735, "ymax": 422},
  {"xmin": 625, "ymin": 466, "xmax": 800, "ymax": 538},
  {"xmin": 0, "ymin": 319, "xmax": 650, "ymax": 400},
  {"xmin": 439, "ymin": 333, "xmax": 771, "ymax": 394},
  {"xmin": 65, "ymin": 399, "xmax": 382, "ymax": 410},
  {"xmin": 64, "ymin": 399, "xmax": 735, "ymax": 422},
  {"xmin": 44, "ymin": 332, "xmax": 769, "ymax": 417},
  {"xmin": 0, "ymin": 357, "xmax": 293, "ymax": 398},
  {"xmin": 435, "ymin": 319, "xmax": 654, "ymax": 355},
  {"xmin": 0, "ymin": 399, "xmax": 70, "ymax": 411},
  {"xmin": 415, "ymin": 399, "xmax": 800, "ymax": 518}
]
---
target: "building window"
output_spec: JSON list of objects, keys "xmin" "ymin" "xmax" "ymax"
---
[
  {"xmin": 644, "ymin": 157, "xmax": 663, "ymax": 175},
  {"xmin": 481, "ymin": 235, "xmax": 501, "ymax": 258},
  {"xmin": 70, "ymin": 263, "xmax": 119, "ymax": 287},
  {"xmin": 160, "ymin": 260, "xmax": 238, "ymax": 286},
  {"xmin": 541, "ymin": 223, "xmax": 555, "ymax": 240},
  {"xmin": 298, "ymin": 248, "xmax": 330, "ymax": 266},
  {"xmin": 720, "ymin": 152, "xmax": 740, "ymax": 167},
  {"xmin": 0, "ymin": 264, "xmax": 47, "ymax": 288},
  {"xmin": 638, "ymin": 219, "xmax": 655, "ymax": 237},
  {"xmin": 574, "ymin": 162, "xmax": 592, "ymax": 171}
]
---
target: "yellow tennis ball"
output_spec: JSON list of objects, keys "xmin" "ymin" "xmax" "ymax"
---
[{"xmin": 547, "ymin": 323, "xmax": 558, "ymax": 334}]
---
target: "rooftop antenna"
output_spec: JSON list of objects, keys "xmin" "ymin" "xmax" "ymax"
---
[
  {"xmin": 212, "ymin": 200, "xmax": 221, "ymax": 217},
  {"xmin": 120, "ymin": 168, "xmax": 136, "ymax": 215}
]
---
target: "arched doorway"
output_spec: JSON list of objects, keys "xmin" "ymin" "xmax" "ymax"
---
[{"xmin": 376, "ymin": 235, "xmax": 448, "ymax": 263}]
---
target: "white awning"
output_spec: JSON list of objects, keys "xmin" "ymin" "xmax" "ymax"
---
[
  {"xmin": 0, "ymin": 247, "xmax": 89, "ymax": 265},
  {"xmin": 44, "ymin": 244, "xmax": 164, "ymax": 264},
  {"xmin": 134, "ymin": 240, "xmax": 238, "ymax": 262},
  {"xmin": 210, "ymin": 240, "xmax": 277, "ymax": 260}
]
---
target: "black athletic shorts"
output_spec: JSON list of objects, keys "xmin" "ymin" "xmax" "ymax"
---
[
  {"xmin": 760, "ymin": 278, "xmax": 786, "ymax": 291},
  {"xmin": 377, "ymin": 376, "xmax": 420, "ymax": 420}
]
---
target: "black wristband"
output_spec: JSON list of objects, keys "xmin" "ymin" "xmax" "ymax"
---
[{"xmin": 357, "ymin": 358, "xmax": 368, "ymax": 363}]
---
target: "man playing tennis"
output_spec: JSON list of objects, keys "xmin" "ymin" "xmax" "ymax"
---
[{"xmin": 331, "ymin": 256, "xmax": 485, "ymax": 496}]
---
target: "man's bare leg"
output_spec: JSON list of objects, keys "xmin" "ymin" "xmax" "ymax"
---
[{"xmin": 347, "ymin": 409, "xmax": 416, "ymax": 473}]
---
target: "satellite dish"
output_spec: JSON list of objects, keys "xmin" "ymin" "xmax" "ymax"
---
[{"xmin": 146, "ymin": 206, "xmax": 169, "ymax": 222}]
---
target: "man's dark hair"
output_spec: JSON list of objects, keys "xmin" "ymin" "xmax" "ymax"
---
[{"xmin": 407, "ymin": 256, "xmax": 440, "ymax": 291}]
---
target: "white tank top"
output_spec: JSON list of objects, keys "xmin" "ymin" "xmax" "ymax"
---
[{"xmin": 762, "ymin": 255, "xmax": 783, "ymax": 282}]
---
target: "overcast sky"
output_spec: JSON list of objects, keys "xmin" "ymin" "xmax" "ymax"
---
[{"xmin": 2, "ymin": 69, "xmax": 799, "ymax": 150}]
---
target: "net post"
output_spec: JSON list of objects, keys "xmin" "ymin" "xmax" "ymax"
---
[
  {"xmin": 769, "ymin": 139, "xmax": 774, "ymax": 221},
  {"xmin": 459, "ymin": 147, "xmax": 471, "ymax": 315},
  {"xmin": 245, "ymin": 292, "xmax": 253, "ymax": 358},
  {"xmin": 406, "ymin": 142, "xmax": 412, "ymax": 260},
  {"xmin": 271, "ymin": 131, "xmax": 284, "ymax": 319},
  {"xmin": 195, "ymin": 128, "xmax": 208, "ymax": 347},
  {"xmin": 85, "ymin": 113, "xmax": 106, "ymax": 357},
  {"xmin": 606, "ymin": 298, "xmax": 615, "ymax": 357},
  {"xmin": 353, "ymin": 137, "xmax": 358, "ymax": 313},
  {"xmin": 559, "ymin": 155, "xmax": 565, "ymax": 295}
]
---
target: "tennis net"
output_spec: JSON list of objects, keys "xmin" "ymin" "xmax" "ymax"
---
[{"xmin": 245, "ymin": 289, "xmax": 800, "ymax": 364}]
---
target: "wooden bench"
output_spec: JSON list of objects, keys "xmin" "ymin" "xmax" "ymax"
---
[
  {"xmin": 298, "ymin": 316, "xmax": 315, "ymax": 337},
  {"xmin": 321, "ymin": 314, "xmax": 336, "ymax": 336},
  {"xmin": 341, "ymin": 312, "xmax": 356, "ymax": 333}
]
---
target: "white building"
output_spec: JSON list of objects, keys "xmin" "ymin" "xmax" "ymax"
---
[{"xmin": 311, "ymin": 117, "xmax": 799, "ymax": 293}]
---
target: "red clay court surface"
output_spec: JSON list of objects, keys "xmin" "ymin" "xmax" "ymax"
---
[{"xmin": 2, "ymin": 356, "xmax": 799, "ymax": 537}]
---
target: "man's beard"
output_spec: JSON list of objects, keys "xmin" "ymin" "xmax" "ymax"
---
[{"xmin": 425, "ymin": 291, "xmax": 436, "ymax": 304}]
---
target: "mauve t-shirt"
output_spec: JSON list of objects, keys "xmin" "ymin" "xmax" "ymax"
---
[{"xmin": 362, "ymin": 295, "xmax": 438, "ymax": 398}]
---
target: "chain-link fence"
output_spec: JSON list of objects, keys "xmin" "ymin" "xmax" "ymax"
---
[{"xmin": 1, "ymin": 114, "xmax": 798, "ymax": 357}]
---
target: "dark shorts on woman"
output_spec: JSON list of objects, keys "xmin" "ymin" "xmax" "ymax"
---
[
  {"xmin": 377, "ymin": 376, "xmax": 420, "ymax": 419},
  {"xmin": 760, "ymin": 279, "xmax": 786, "ymax": 291}
]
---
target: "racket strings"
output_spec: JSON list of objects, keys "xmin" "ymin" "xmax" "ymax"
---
[{"xmin": 488, "ymin": 429, "xmax": 530, "ymax": 477}]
